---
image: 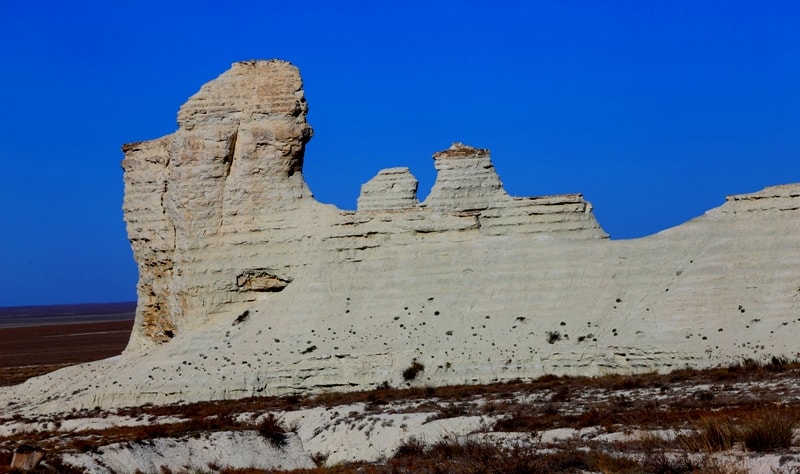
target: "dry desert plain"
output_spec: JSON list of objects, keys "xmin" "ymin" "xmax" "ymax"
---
[{"xmin": 0, "ymin": 303, "xmax": 135, "ymax": 388}]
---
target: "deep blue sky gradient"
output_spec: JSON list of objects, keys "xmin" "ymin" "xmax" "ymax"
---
[{"xmin": 1, "ymin": 1, "xmax": 798, "ymax": 306}]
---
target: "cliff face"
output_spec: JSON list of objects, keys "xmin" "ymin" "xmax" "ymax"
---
[
  {"xmin": 122, "ymin": 60, "xmax": 314, "ymax": 345},
  {"xmin": 121, "ymin": 61, "xmax": 606, "ymax": 350},
  {"xmin": 6, "ymin": 60, "xmax": 799, "ymax": 412}
]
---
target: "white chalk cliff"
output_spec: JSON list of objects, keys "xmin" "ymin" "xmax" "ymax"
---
[{"xmin": 4, "ymin": 60, "xmax": 800, "ymax": 412}]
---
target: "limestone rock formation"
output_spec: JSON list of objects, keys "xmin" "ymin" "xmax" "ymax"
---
[
  {"xmin": 357, "ymin": 167, "xmax": 419, "ymax": 211},
  {"xmin": 122, "ymin": 60, "xmax": 313, "ymax": 345},
  {"xmin": 2, "ymin": 59, "xmax": 799, "ymax": 413}
]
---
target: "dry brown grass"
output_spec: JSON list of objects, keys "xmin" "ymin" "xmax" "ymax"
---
[
  {"xmin": 682, "ymin": 414, "xmax": 741, "ymax": 452},
  {"xmin": 741, "ymin": 407, "xmax": 797, "ymax": 452},
  {"xmin": 365, "ymin": 436, "xmax": 643, "ymax": 474},
  {"xmin": 680, "ymin": 406, "xmax": 800, "ymax": 454},
  {"xmin": 276, "ymin": 436, "xmax": 750, "ymax": 474},
  {"xmin": 2, "ymin": 357, "xmax": 800, "ymax": 473},
  {"xmin": 0, "ymin": 364, "xmax": 75, "ymax": 387}
]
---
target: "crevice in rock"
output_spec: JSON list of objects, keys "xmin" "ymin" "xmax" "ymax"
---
[
  {"xmin": 223, "ymin": 129, "xmax": 238, "ymax": 178},
  {"xmin": 236, "ymin": 269, "xmax": 292, "ymax": 292},
  {"xmin": 160, "ymin": 181, "xmax": 168, "ymax": 215}
]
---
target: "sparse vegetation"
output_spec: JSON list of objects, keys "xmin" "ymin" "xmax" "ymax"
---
[
  {"xmin": 402, "ymin": 359, "xmax": 424, "ymax": 381},
  {"xmin": 741, "ymin": 407, "xmax": 797, "ymax": 452},
  {"xmin": 310, "ymin": 452, "xmax": 330, "ymax": 468},
  {"xmin": 684, "ymin": 413, "xmax": 739, "ymax": 451},
  {"xmin": 546, "ymin": 330, "xmax": 561, "ymax": 344},
  {"xmin": 387, "ymin": 435, "xmax": 665, "ymax": 474},
  {"xmin": 2, "ymin": 357, "xmax": 800, "ymax": 473},
  {"xmin": 258, "ymin": 413, "xmax": 289, "ymax": 448},
  {"xmin": 681, "ymin": 405, "xmax": 798, "ymax": 454}
]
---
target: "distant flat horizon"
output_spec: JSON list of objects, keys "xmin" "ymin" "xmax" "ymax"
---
[{"xmin": 0, "ymin": 301, "xmax": 136, "ymax": 328}]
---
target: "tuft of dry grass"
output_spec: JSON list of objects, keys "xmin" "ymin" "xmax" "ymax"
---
[
  {"xmin": 683, "ymin": 414, "xmax": 740, "ymax": 452},
  {"xmin": 740, "ymin": 407, "xmax": 797, "ymax": 452},
  {"xmin": 257, "ymin": 413, "xmax": 289, "ymax": 448},
  {"xmin": 681, "ymin": 406, "xmax": 799, "ymax": 454}
]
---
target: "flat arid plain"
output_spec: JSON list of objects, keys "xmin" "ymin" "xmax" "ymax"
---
[
  {"xmin": 2, "ymin": 303, "xmax": 800, "ymax": 473},
  {"xmin": 0, "ymin": 303, "xmax": 134, "ymax": 387}
]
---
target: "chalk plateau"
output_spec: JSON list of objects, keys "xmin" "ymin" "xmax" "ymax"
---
[{"xmin": 3, "ymin": 59, "xmax": 799, "ymax": 413}]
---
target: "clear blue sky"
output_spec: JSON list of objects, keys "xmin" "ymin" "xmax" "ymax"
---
[{"xmin": 1, "ymin": 1, "xmax": 798, "ymax": 306}]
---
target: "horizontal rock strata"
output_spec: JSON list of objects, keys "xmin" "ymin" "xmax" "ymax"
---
[
  {"xmin": 357, "ymin": 167, "xmax": 419, "ymax": 211},
  {"xmin": 3, "ymin": 59, "xmax": 799, "ymax": 413}
]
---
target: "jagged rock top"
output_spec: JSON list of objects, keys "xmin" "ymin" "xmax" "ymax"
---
[
  {"xmin": 177, "ymin": 60, "xmax": 311, "ymax": 131},
  {"xmin": 424, "ymin": 142, "xmax": 509, "ymax": 211},
  {"xmin": 432, "ymin": 142, "xmax": 490, "ymax": 160}
]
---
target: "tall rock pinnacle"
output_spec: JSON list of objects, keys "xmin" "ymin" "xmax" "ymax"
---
[{"xmin": 122, "ymin": 60, "xmax": 314, "ymax": 344}]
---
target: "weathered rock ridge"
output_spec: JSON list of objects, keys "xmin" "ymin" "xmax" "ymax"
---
[{"xmin": 3, "ymin": 59, "xmax": 799, "ymax": 413}]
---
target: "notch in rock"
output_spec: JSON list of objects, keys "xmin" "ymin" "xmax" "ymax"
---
[{"xmin": 236, "ymin": 269, "xmax": 292, "ymax": 292}]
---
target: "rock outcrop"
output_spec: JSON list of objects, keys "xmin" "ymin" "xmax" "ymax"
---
[
  {"xmin": 122, "ymin": 60, "xmax": 313, "ymax": 345},
  {"xmin": 3, "ymin": 59, "xmax": 799, "ymax": 413},
  {"xmin": 357, "ymin": 167, "xmax": 419, "ymax": 211}
]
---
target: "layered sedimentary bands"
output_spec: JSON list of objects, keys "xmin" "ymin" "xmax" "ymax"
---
[{"xmin": 5, "ymin": 60, "xmax": 800, "ymax": 412}]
